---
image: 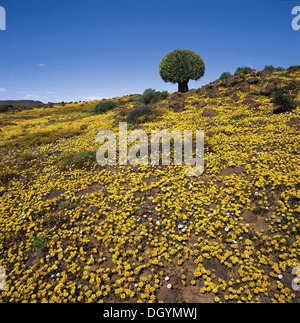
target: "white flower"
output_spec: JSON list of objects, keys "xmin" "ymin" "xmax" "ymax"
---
[
  {"xmin": 165, "ymin": 276, "xmax": 170, "ymax": 281},
  {"xmin": 278, "ymin": 274, "xmax": 283, "ymax": 280},
  {"xmin": 167, "ymin": 284, "xmax": 172, "ymax": 289},
  {"xmin": 225, "ymin": 227, "xmax": 229, "ymax": 232}
]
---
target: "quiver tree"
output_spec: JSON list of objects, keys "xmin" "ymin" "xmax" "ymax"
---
[{"xmin": 159, "ymin": 49, "xmax": 205, "ymax": 93}]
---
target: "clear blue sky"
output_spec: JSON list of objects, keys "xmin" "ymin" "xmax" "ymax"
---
[{"xmin": 0, "ymin": 0, "xmax": 299, "ymax": 103}]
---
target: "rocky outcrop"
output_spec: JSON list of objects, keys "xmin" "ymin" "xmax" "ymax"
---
[{"xmin": 0, "ymin": 100, "xmax": 44, "ymax": 108}]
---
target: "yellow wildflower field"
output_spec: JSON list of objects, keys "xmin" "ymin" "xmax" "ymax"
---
[{"xmin": 0, "ymin": 70, "xmax": 299, "ymax": 303}]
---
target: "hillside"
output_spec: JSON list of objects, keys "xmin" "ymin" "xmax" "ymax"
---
[{"xmin": 0, "ymin": 68, "xmax": 299, "ymax": 303}]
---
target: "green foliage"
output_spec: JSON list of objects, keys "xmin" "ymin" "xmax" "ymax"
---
[
  {"xmin": 93, "ymin": 100, "xmax": 118, "ymax": 114},
  {"xmin": 219, "ymin": 72, "xmax": 233, "ymax": 80},
  {"xmin": 235, "ymin": 67, "xmax": 249, "ymax": 75},
  {"xmin": 263, "ymin": 65, "xmax": 284, "ymax": 73},
  {"xmin": 63, "ymin": 150, "xmax": 96, "ymax": 169},
  {"xmin": 139, "ymin": 88, "xmax": 168, "ymax": 104},
  {"xmin": 29, "ymin": 234, "xmax": 49, "ymax": 255},
  {"xmin": 126, "ymin": 105, "xmax": 153, "ymax": 124},
  {"xmin": 272, "ymin": 88, "xmax": 296, "ymax": 114},
  {"xmin": 159, "ymin": 49, "xmax": 205, "ymax": 85},
  {"xmin": 59, "ymin": 201, "xmax": 75, "ymax": 210},
  {"xmin": 287, "ymin": 65, "xmax": 300, "ymax": 73},
  {"xmin": 0, "ymin": 105, "xmax": 26, "ymax": 113}
]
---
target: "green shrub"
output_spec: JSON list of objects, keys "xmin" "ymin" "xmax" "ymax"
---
[
  {"xmin": 126, "ymin": 105, "xmax": 153, "ymax": 124},
  {"xmin": 28, "ymin": 234, "xmax": 50, "ymax": 255},
  {"xmin": 63, "ymin": 150, "xmax": 96, "ymax": 169},
  {"xmin": 139, "ymin": 89, "xmax": 168, "ymax": 104},
  {"xmin": 59, "ymin": 201, "xmax": 75, "ymax": 210},
  {"xmin": 93, "ymin": 100, "xmax": 118, "ymax": 114},
  {"xmin": 272, "ymin": 88, "xmax": 296, "ymax": 114},
  {"xmin": 235, "ymin": 67, "xmax": 249, "ymax": 75},
  {"xmin": 263, "ymin": 65, "xmax": 275, "ymax": 72},
  {"xmin": 219, "ymin": 72, "xmax": 233, "ymax": 80},
  {"xmin": 287, "ymin": 65, "xmax": 300, "ymax": 73}
]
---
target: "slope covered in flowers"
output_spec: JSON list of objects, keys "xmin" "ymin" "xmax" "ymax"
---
[{"xmin": 0, "ymin": 69, "xmax": 299, "ymax": 303}]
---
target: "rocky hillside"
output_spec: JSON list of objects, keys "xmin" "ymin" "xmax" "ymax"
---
[
  {"xmin": 0, "ymin": 100, "xmax": 44, "ymax": 108},
  {"xmin": 0, "ymin": 67, "xmax": 299, "ymax": 303}
]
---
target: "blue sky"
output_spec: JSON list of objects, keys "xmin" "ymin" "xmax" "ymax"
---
[{"xmin": 0, "ymin": 0, "xmax": 299, "ymax": 102}]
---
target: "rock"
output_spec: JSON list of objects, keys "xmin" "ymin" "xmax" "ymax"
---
[
  {"xmin": 80, "ymin": 124, "xmax": 89, "ymax": 130},
  {"xmin": 242, "ymin": 210, "xmax": 258, "ymax": 223},
  {"xmin": 269, "ymin": 78, "xmax": 282, "ymax": 85},
  {"xmin": 229, "ymin": 79, "xmax": 239, "ymax": 87},
  {"xmin": 247, "ymin": 77, "xmax": 259, "ymax": 84},
  {"xmin": 136, "ymin": 208, "xmax": 147, "ymax": 217},
  {"xmin": 203, "ymin": 259, "xmax": 228, "ymax": 280},
  {"xmin": 239, "ymin": 84, "xmax": 251, "ymax": 93},
  {"xmin": 158, "ymin": 287, "xmax": 175, "ymax": 303},
  {"xmin": 169, "ymin": 99, "xmax": 185, "ymax": 111},
  {"xmin": 232, "ymin": 93, "xmax": 240, "ymax": 102},
  {"xmin": 286, "ymin": 117, "xmax": 300, "ymax": 127},
  {"xmin": 220, "ymin": 167, "xmax": 235, "ymax": 177},
  {"xmin": 202, "ymin": 108, "xmax": 218, "ymax": 117},
  {"xmin": 260, "ymin": 84, "xmax": 276, "ymax": 96},
  {"xmin": 242, "ymin": 99, "xmax": 261, "ymax": 109},
  {"xmin": 170, "ymin": 276, "xmax": 178, "ymax": 287},
  {"xmin": 152, "ymin": 188, "xmax": 160, "ymax": 194},
  {"xmin": 46, "ymin": 189, "xmax": 65, "ymax": 200},
  {"xmin": 206, "ymin": 131, "xmax": 215, "ymax": 138},
  {"xmin": 197, "ymin": 101, "xmax": 206, "ymax": 108},
  {"xmin": 0, "ymin": 100, "xmax": 44, "ymax": 108},
  {"xmin": 25, "ymin": 251, "xmax": 42, "ymax": 269},
  {"xmin": 233, "ymin": 166, "xmax": 245, "ymax": 174}
]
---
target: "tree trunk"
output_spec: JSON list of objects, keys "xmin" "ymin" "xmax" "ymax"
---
[{"xmin": 178, "ymin": 81, "xmax": 189, "ymax": 93}]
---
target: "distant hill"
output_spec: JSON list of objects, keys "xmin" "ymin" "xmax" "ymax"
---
[{"xmin": 0, "ymin": 100, "xmax": 44, "ymax": 108}]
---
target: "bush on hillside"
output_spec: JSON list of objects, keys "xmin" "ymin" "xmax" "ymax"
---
[
  {"xmin": 93, "ymin": 100, "xmax": 118, "ymax": 114},
  {"xmin": 139, "ymin": 88, "xmax": 168, "ymax": 104},
  {"xmin": 63, "ymin": 151, "xmax": 96, "ymax": 169},
  {"xmin": 287, "ymin": 65, "xmax": 300, "ymax": 73},
  {"xmin": 219, "ymin": 72, "xmax": 233, "ymax": 80},
  {"xmin": 272, "ymin": 88, "xmax": 296, "ymax": 114},
  {"xmin": 235, "ymin": 66, "xmax": 254, "ymax": 75},
  {"xmin": 126, "ymin": 105, "xmax": 153, "ymax": 124}
]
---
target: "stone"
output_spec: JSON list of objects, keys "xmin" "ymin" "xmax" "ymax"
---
[
  {"xmin": 25, "ymin": 251, "xmax": 42, "ymax": 269},
  {"xmin": 239, "ymin": 84, "xmax": 251, "ymax": 93},
  {"xmin": 170, "ymin": 276, "xmax": 178, "ymax": 287},
  {"xmin": 169, "ymin": 100, "xmax": 185, "ymax": 110},
  {"xmin": 242, "ymin": 210, "xmax": 258, "ymax": 223},
  {"xmin": 220, "ymin": 167, "xmax": 235, "ymax": 177},
  {"xmin": 46, "ymin": 189, "xmax": 65, "ymax": 200},
  {"xmin": 260, "ymin": 84, "xmax": 276, "ymax": 96},
  {"xmin": 80, "ymin": 124, "xmax": 89, "ymax": 130},
  {"xmin": 158, "ymin": 287, "xmax": 175, "ymax": 303},
  {"xmin": 232, "ymin": 93, "xmax": 240, "ymax": 102},
  {"xmin": 233, "ymin": 166, "xmax": 245, "ymax": 174},
  {"xmin": 247, "ymin": 77, "xmax": 259, "ymax": 84},
  {"xmin": 202, "ymin": 108, "xmax": 218, "ymax": 117},
  {"xmin": 286, "ymin": 117, "xmax": 300, "ymax": 127}
]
